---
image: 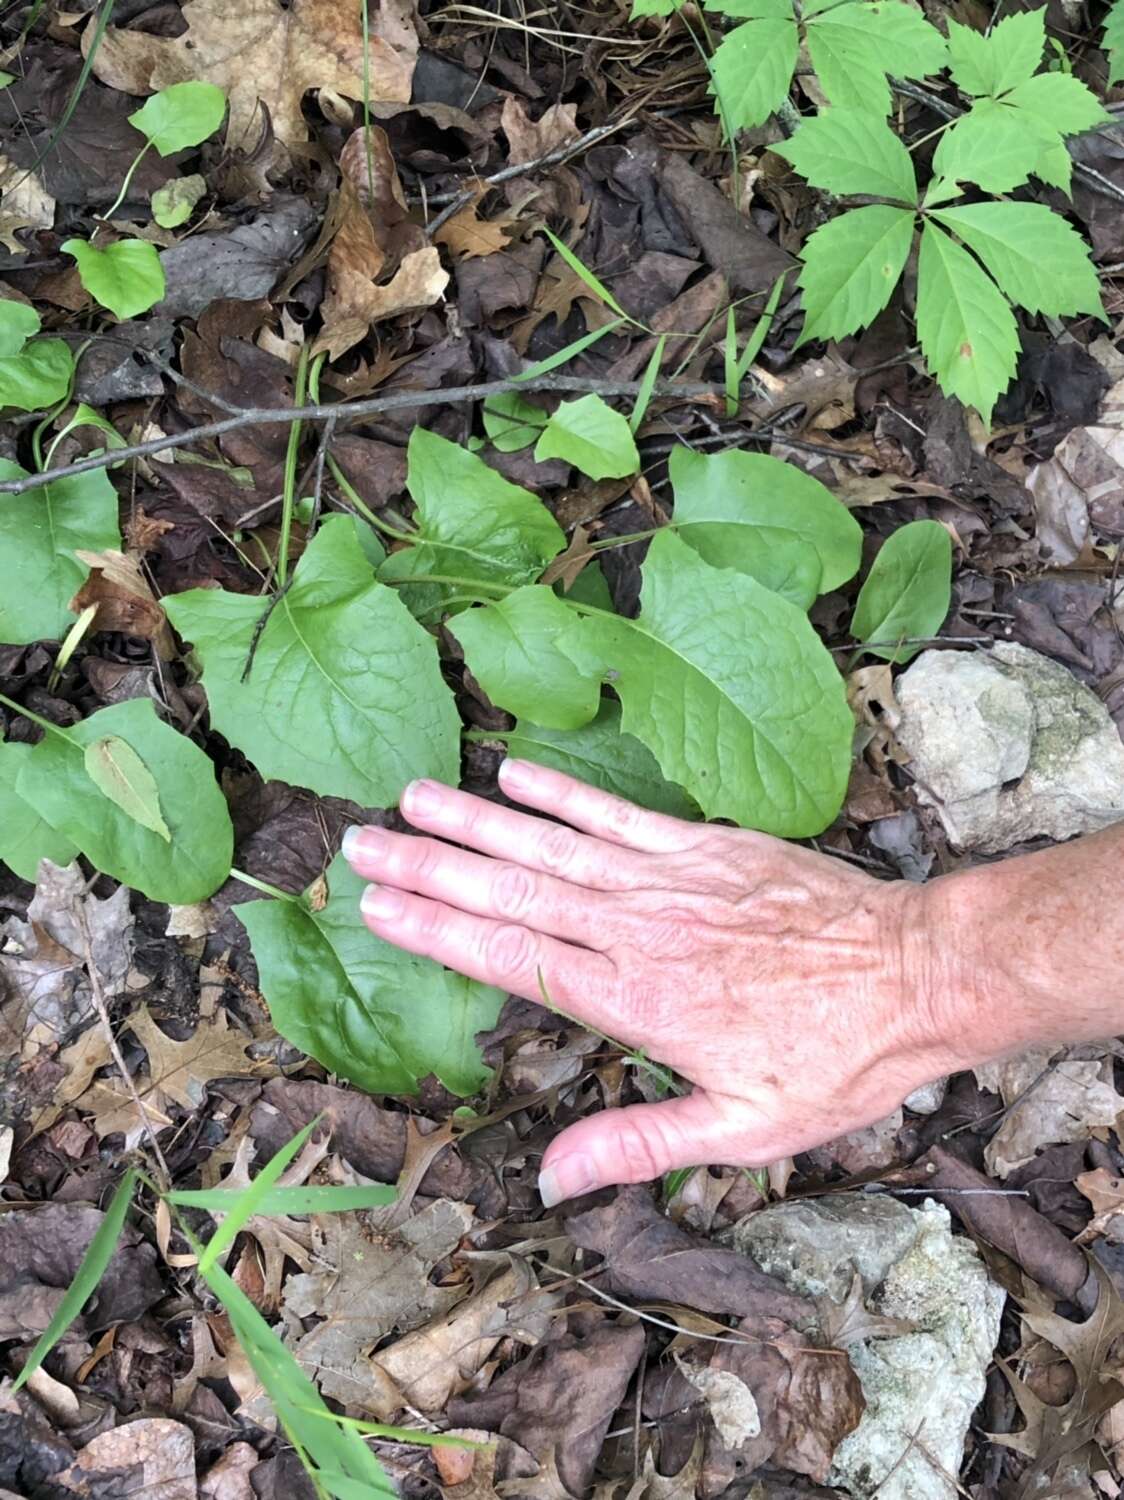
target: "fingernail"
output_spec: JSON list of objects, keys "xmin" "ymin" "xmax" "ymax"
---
[
  {"xmin": 342, "ymin": 825, "xmax": 386, "ymax": 862},
  {"xmin": 403, "ymin": 779, "xmax": 442, "ymax": 817},
  {"xmin": 538, "ymin": 1154, "xmax": 598, "ymax": 1208},
  {"xmin": 499, "ymin": 758, "xmax": 534, "ymax": 793},
  {"xmin": 361, "ymin": 885, "xmax": 406, "ymax": 921}
]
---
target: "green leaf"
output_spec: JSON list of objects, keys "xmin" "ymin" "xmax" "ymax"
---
[
  {"xmin": 932, "ymin": 98, "xmax": 1069, "ymax": 194},
  {"xmin": 62, "ymin": 238, "xmax": 165, "ymax": 321},
  {"xmin": 0, "ymin": 299, "xmax": 41, "ymax": 356},
  {"xmin": 930, "ymin": 202, "xmax": 1103, "ymax": 319},
  {"xmin": 151, "ymin": 172, "xmax": 206, "ymax": 229},
  {"xmin": 851, "ymin": 519, "xmax": 952, "ymax": 662},
  {"xmin": 534, "ymin": 394, "xmax": 640, "ymax": 480},
  {"xmin": 13, "ymin": 699, "xmax": 234, "ymax": 903},
  {"xmin": 199, "ymin": 1120, "xmax": 318, "ymax": 1272},
  {"xmin": 916, "ymin": 220, "xmax": 1018, "ymax": 426},
  {"xmin": 806, "ymin": 3, "xmax": 946, "ymax": 115},
  {"xmin": 1003, "ymin": 71, "xmax": 1109, "ymax": 135},
  {"xmin": 482, "ymin": 392, "xmax": 548, "ymax": 452},
  {"xmin": 450, "ymin": 587, "xmax": 600, "ymax": 730},
  {"xmin": 167, "ymin": 1182, "xmax": 397, "ymax": 1215},
  {"xmin": 631, "ymin": 0, "xmax": 681, "ymax": 14},
  {"xmin": 0, "ymin": 460, "xmax": 120, "ymax": 644},
  {"xmin": 706, "ymin": 0, "xmax": 790, "ymax": 16},
  {"xmin": 794, "ymin": 205, "xmax": 914, "ymax": 346},
  {"xmin": 564, "ymin": 531, "xmax": 852, "ymax": 835},
  {"xmin": 1106, "ymin": 0, "xmax": 1124, "ymax": 84},
  {"xmin": 236, "ymin": 855, "xmax": 504, "ymax": 1096},
  {"xmin": 165, "ymin": 515, "xmax": 460, "ymax": 806},
  {"xmin": 500, "ymin": 702, "xmax": 700, "ymax": 819},
  {"xmin": 83, "ymin": 735, "xmax": 172, "ymax": 842},
  {"xmin": 773, "ymin": 108, "xmax": 916, "ymax": 202},
  {"xmin": 946, "ymin": 12, "xmax": 1043, "ymax": 98},
  {"xmin": 129, "ymin": 81, "xmax": 226, "ymax": 155},
  {"xmin": 13, "ymin": 1170, "xmax": 138, "ymax": 1393},
  {"xmin": 669, "ymin": 446, "xmax": 862, "ymax": 607},
  {"xmin": 0, "ymin": 338, "xmax": 74, "ymax": 412},
  {"xmin": 378, "ymin": 429, "xmax": 564, "ymax": 603},
  {"xmin": 709, "ymin": 18, "xmax": 799, "ymax": 131},
  {"xmin": 0, "ymin": 742, "xmax": 79, "ymax": 881}
]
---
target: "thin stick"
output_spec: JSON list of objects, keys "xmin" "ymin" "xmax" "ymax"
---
[{"xmin": 0, "ymin": 374, "xmax": 724, "ymax": 497}]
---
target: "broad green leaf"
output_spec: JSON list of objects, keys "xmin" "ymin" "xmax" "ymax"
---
[
  {"xmin": 236, "ymin": 855, "xmax": 504, "ymax": 1096},
  {"xmin": 932, "ymin": 98, "xmax": 1069, "ymax": 194},
  {"xmin": 669, "ymin": 446, "xmax": 862, "ymax": 606},
  {"xmin": 931, "ymin": 202, "xmax": 1103, "ymax": 319},
  {"xmin": 534, "ymin": 394, "xmax": 640, "ymax": 480},
  {"xmin": 166, "ymin": 516, "xmax": 459, "ymax": 806},
  {"xmin": 83, "ymin": 736, "xmax": 172, "ymax": 842},
  {"xmin": 946, "ymin": 12, "xmax": 1043, "ymax": 98},
  {"xmin": 0, "ymin": 299, "xmax": 40, "ymax": 356},
  {"xmin": 0, "ymin": 337, "xmax": 74, "ymax": 412},
  {"xmin": 378, "ymin": 429, "xmax": 564, "ymax": 602},
  {"xmin": 794, "ymin": 205, "xmax": 914, "ymax": 346},
  {"xmin": 483, "ymin": 392, "xmax": 548, "ymax": 452},
  {"xmin": 1003, "ymin": 72, "xmax": 1109, "ymax": 136},
  {"xmin": 199, "ymin": 1120, "xmax": 317, "ymax": 1272},
  {"xmin": 1106, "ymin": 0, "xmax": 1124, "ymax": 84},
  {"xmin": 14, "ymin": 699, "xmax": 234, "ymax": 903},
  {"xmin": 129, "ymin": 82, "xmax": 226, "ymax": 155},
  {"xmin": 710, "ymin": 18, "xmax": 799, "ymax": 131},
  {"xmin": 773, "ymin": 109, "xmax": 916, "ymax": 202},
  {"xmin": 806, "ymin": 3, "xmax": 946, "ymax": 115},
  {"xmin": 564, "ymin": 531, "xmax": 852, "ymax": 835},
  {"xmin": 631, "ymin": 0, "xmax": 680, "ymax": 14},
  {"xmin": 559, "ymin": 559, "xmax": 614, "ymax": 611},
  {"xmin": 450, "ymin": 587, "xmax": 600, "ymax": 730},
  {"xmin": 0, "ymin": 460, "xmax": 120, "ymax": 644},
  {"xmin": 0, "ymin": 743, "xmax": 79, "ymax": 880},
  {"xmin": 851, "ymin": 519, "xmax": 952, "ymax": 662},
  {"xmin": 13, "ymin": 1170, "xmax": 138, "ymax": 1394},
  {"xmin": 167, "ymin": 1182, "xmax": 396, "ymax": 1215},
  {"xmin": 916, "ymin": 221, "xmax": 1018, "ymax": 425},
  {"xmin": 501, "ymin": 702, "xmax": 699, "ymax": 819},
  {"xmin": 151, "ymin": 172, "xmax": 206, "ymax": 229},
  {"xmin": 62, "ymin": 238, "xmax": 165, "ymax": 321},
  {"xmin": 706, "ymin": 0, "xmax": 790, "ymax": 15}
]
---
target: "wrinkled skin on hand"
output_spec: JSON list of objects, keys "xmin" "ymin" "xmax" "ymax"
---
[{"xmin": 343, "ymin": 760, "xmax": 953, "ymax": 1206}]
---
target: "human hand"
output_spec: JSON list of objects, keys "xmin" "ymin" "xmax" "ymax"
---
[{"xmin": 342, "ymin": 761, "xmax": 960, "ymax": 1206}]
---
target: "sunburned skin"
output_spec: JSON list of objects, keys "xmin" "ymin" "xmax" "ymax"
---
[{"xmin": 342, "ymin": 759, "xmax": 1124, "ymax": 1208}]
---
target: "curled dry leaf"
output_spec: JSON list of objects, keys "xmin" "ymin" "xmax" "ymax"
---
[
  {"xmin": 1076, "ymin": 1168, "xmax": 1124, "ymax": 1244},
  {"xmin": 500, "ymin": 98, "xmax": 580, "ymax": 164},
  {"xmin": 71, "ymin": 549, "xmax": 176, "ymax": 660},
  {"xmin": 0, "ymin": 154, "xmax": 55, "ymax": 253},
  {"xmin": 314, "ymin": 241, "xmax": 449, "ymax": 360},
  {"xmin": 974, "ymin": 1046, "xmax": 1124, "ymax": 1178},
  {"xmin": 1027, "ymin": 374, "xmax": 1124, "ymax": 565},
  {"xmin": 86, "ymin": 0, "xmax": 418, "ymax": 151}
]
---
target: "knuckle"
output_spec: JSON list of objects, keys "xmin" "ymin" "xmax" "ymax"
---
[
  {"xmin": 535, "ymin": 822, "xmax": 581, "ymax": 877},
  {"xmin": 490, "ymin": 863, "xmax": 538, "ymax": 921},
  {"xmin": 613, "ymin": 1119, "xmax": 667, "ymax": 1184},
  {"xmin": 603, "ymin": 796, "xmax": 641, "ymax": 840},
  {"xmin": 409, "ymin": 839, "xmax": 444, "ymax": 881},
  {"xmin": 483, "ymin": 922, "xmax": 539, "ymax": 980}
]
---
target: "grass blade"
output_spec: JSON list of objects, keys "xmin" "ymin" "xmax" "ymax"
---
[
  {"xmin": 298, "ymin": 1408, "xmax": 488, "ymax": 1449},
  {"xmin": 724, "ymin": 307, "xmax": 739, "ymax": 418},
  {"xmin": 13, "ymin": 1168, "xmax": 138, "ymax": 1392},
  {"xmin": 631, "ymin": 334, "xmax": 667, "ymax": 434},
  {"xmin": 514, "ymin": 318, "xmax": 626, "ymax": 382},
  {"xmin": 169, "ymin": 1182, "xmax": 396, "ymax": 1216},
  {"xmin": 733, "ymin": 274, "xmax": 788, "ymax": 389},
  {"xmin": 543, "ymin": 228, "xmax": 630, "ymax": 320},
  {"xmin": 197, "ymin": 1117, "xmax": 319, "ymax": 1272}
]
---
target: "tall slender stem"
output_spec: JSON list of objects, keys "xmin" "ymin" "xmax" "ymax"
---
[{"xmin": 276, "ymin": 344, "xmax": 311, "ymax": 590}]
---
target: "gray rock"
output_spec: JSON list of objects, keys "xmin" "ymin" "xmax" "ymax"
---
[
  {"xmin": 894, "ymin": 643, "xmax": 1124, "ymax": 852},
  {"xmin": 731, "ymin": 1195, "xmax": 1004, "ymax": 1500},
  {"xmin": 903, "ymin": 1078, "xmax": 947, "ymax": 1115}
]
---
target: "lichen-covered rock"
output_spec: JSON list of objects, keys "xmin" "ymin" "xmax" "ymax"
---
[
  {"xmin": 894, "ymin": 642, "xmax": 1124, "ymax": 852},
  {"xmin": 730, "ymin": 1196, "xmax": 1004, "ymax": 1500}
]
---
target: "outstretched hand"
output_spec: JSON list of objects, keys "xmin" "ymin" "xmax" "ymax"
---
[{"xmin": 342, "ymin": 761, "xmax": 958, "ymax": 1206}]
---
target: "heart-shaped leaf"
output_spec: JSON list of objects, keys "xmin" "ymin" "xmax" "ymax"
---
[{"xmin": 62, "ymin": 238, "xmax": 166, "ymax": 321}]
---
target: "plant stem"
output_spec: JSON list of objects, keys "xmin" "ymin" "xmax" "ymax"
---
[
  {"xmin": 276, "ymin": 344, "xmax": 311, "ymax": 590},
  {"xmin": 0, "ymin": 688, "xmax": 75, "ymax": 742},
  {"xmin": 103, "ymin": 141, "xmax": 150, "ymax": 221},
  {"xmin": 229, "ymin": 868, "xmax": 302, "ymax": 904},
  {"xmin": 360, "ymin": 0, "xmax": 376, "ymax": 202}
]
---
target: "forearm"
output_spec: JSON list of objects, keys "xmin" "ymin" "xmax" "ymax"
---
[{"xmin": 921, "ymin": 823, "xmax": 1124, "ymax": 1068}]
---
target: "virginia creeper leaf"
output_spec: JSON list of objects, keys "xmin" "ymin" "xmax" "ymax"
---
[
  {"xmin": 501, "ymin": 702, "xmax": 699, "ymax": 819},
  {"xmin": 564, "ymin": 531, "xmax": 852, "ymax": 836},
  {"xmin": 805, "ymin": 2, "xmax": 946, "ymax": 115},
  {"xmin": 1003, "ymin": 72, "xmax": 1109, "ymax": 136},
  {"xmin": 794, "ymin": 205, "xmax": 914, "ymax": 346},
  {"xmin": 851, "ymin": 519, "xmax": 952, "ymax": 662},
  {"xmin": 773, "ymin": 108, "xmax": 916, "ymax": 202},
  {"xmin": 0, "ymin": 742, "xmax": 79, "ymax": 881},
  {"xmin": 933, "ymin": 97, "xmax": 1073, "ymax": 194},
  {"xmin": 916, "ymin": 221, "xmax": 1018, "ymax": 424},
  {"xmin": 129, "ymin": 81, "xmax": 226, "ymax": 155},
  {"xmin": 710, "ymin": 18, "xmax": 799, "ymax": 131},
  {"xmin": 534, "ymin": 394, "xmax": 640, "ymax": 480},
  {"xmin": 930, "ymin": 202, "xmax": 1104, "ymax": 320},
  {"xmin": 669, "ymin": 446, "xmax": 862, "ymax": 606},
  {"xmin": 946, "ymin": 12, "xmax": 1043, "ymax": 98},
  {"xmin": 0, "ymin": 459, "xmax": 121, "ymax": 645},
  {"xmin": 13, "ymin": 699, "xmax": 233, "ymax": 903},
  {"xmin": 1106, "ymin": 0, "xmax": 1124, "ymax": 85},
  {"xmin": 62, "ymin": 238, "xmax": 165, "ymax": 321},
  {"xmin": 236, "ymin": 855, "xmax": 504, "ymax": 1097},
  {"xmin": 165, "ymin": 516, "xmax": 460, "ymax": 807},
  {"xmin": 449, "ymin": 586, "xmax": 600, "ymax": 730},
  {"xmin": 706, "ymin": 0, "xmax": 789, "ymax": 16},
  {"xmin": 83, "ymin": 736, "xmax": 172, "ymax": 842}
]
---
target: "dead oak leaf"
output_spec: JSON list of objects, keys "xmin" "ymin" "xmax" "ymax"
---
[
  {"xmin": 500, "ymin": 99, "xmax": 580, "ymax": 165},
  {"xmin": 313, "ymin": 244, "xmax": 448, "ymax": 360},
  {"xmin": 71, "ymin": 549, "xmax": 175, "ymax": 661},
  {"xmin": 434, "ymin": 195, "xmax": 517, "ymax": 261},
  {"xmin": 1076, "ymin": 1168, "xmax": 1124, "ymax": 1245},
  {"xmin": 87, "ymin": 0, "xmax": 417, "ymax": 151}
]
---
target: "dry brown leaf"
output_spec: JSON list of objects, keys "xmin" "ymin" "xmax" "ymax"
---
[
  {"xmin": 434, "ymin": 195, "xmax": 517, "ymax": 261},
  {"xmin": 339, "ymin": 124, "xmax": 410, "ymax": 220},
  {"xmin": 56, "ymin": 1417, "xmax": 195, "ymax": 1499},
  {"xmin": 0, "ymin": 155, "xmax": 55, "ymax": 252},
  {"xmin": 32, "ymin": 1025, "xmax": 113, "ymax": 1134},
  {"xmin": 200, "ymin": 1441, "xmax": 259, "ymax": 1499},
  {"xmin": 71, "ymin": 549, "xmax": 175, "ymax": 660},
  {"xmin": 313, "ymin": 242, "xmax": 448, "ymax": 359},
  {"xmin": 1077, "ymin": 1168, "xmax": 1124, "ymax": 1245},
  {"xmin": 87, "ymin": 0, "xmax": 417, "ymax": 151},
  {"xmin": 974, "ymin": 1047, "xmax": 1124, "ymax": 1178},
  {"xmin": 501, "ymin": 99, "xmax": 580, "ymax": 164},
  {"xmin": 1027, "ymin": 375, "xmax": 1124, "ymax": 565},
  {"xmin": 817, "ymin": 1273, "xmax": 916, "ymax": 1349}
]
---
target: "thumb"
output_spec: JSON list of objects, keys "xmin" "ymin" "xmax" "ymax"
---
[{"xmin": 537, "ymin": 1090, "xmax": 767, "ymax": 1207}]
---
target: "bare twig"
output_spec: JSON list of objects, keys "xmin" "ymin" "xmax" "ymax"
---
[{"xmin": 0, "ymin": 374, "xmax": 724, "ymax": 497}]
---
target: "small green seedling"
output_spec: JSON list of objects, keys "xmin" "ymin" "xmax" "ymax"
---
[
  {"xmin": 63, "ymin": 82, "xmax": 226, "ymax": 320},
  {"xmin": 0, "ymin": 300, "xmax": 74, "ymax": 410}
]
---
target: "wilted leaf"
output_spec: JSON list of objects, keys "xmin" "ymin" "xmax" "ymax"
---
[
  {"xmin": 83, "ymin": 737, "xmax": 172, "ymax": 843},
  {"xmin": 314, "ymin": 244, "xmax": 448, "ymax": 360}
]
